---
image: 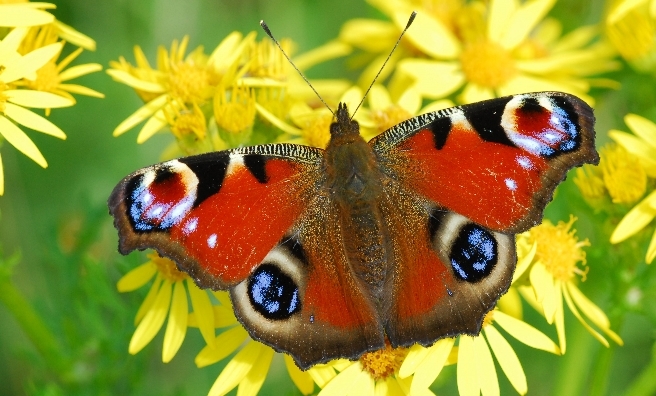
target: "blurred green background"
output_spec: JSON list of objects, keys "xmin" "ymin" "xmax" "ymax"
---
[{"xmin": 0, "ymin": 0, "xmax": 654, "ymax": 395}]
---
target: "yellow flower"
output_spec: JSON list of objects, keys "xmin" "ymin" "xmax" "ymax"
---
[
  {"xmin": 363, "ymin": 0, "xmax": 617, "ymax": 104},
  {"xmin": 214, "ymin": 83, "xmax": 256, "ymax": 146},
  {"xmin": 14, "ymin": 24, "xmax": 104, "ymax": 104},
  {"xmin": 606, "ymin": 0, "xmax": 656, "ymax": 71},
  {"xmin": 0, "ymin": 27, "xmax": 74, "ymax": 195},
  {"xmin": 0, "ymin": 2, "xmax": 55, "ymax": 27},
  {"xmin": 194, "ymin": 291, "xmax": 315, "ymax": 396},
  {"xmin": 608, "ymin": 113, "xmax": 656, "ymax": 264},
  {"xmin": 523, "ymin": 217, "xmax": 623, "ymax": 353},
  {"xmin": 116, "ymin": 252, "xmax": 216, "ymax": 363},
  {"xmin": 313, "ymin": 345, "xmax": 413, "ymax": 396},
  {"xmin": 400, "ymin": 245, "xmax": 559, "ymax": 396}
]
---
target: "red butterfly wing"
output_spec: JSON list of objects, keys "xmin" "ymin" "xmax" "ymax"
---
[
  {"xmin": 109, "ymin": 145, "xmax": 322, "ymax": 289},
  {"xmin": 371, "ymin": 92, "xmax": 598, "ymax": 234},
  {"xmin": 372, "ymin": 92, "xmax": 598, "ymax": 346}
]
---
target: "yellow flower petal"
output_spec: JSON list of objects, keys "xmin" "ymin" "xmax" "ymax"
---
[
  {"xmin": 554, "ymin": 282, "xmax": 567, "ymax": 353},
  {"xmin": 162, "ymin": 281, "xmax": 188, "ymax": 363},
  {"xmin": 308, "ymin": 364, "xmax": 338, "ymax": 388},
  {"xmin": 484, "ymin": 325, "xmax": 527, "ymax": 395},
  {"xmin": 0, "ymin": 5, "xmax": 54, "ymax": 27},
  {"xmin": 113, "ymin": 94, "xmax": 167, "ymax": 137},
  {"xmin": 488, "ymin": 0, "xmax": 517, "ymax": 44},
  {"xmin": 294, "ymin": 40, "xmax": 352, "ymax": 71},
  {"xmin": 530, "ymin": 262, "xmax": 557, "ymax": 322},
  {"xmin": 208, "ymin": 31, "xmax": 245, "ymax": 71},
  {"xmin": 368, "ymin": 85, "xmax": 392, "ymax": 112},
  {"xmin": 53, "ymin": 20, "xmax": 96, "ymax": 51},
  {"xmin": 348, "ymin": 369, "xmax": 375, "ymax": 396},
  {"xmin": 340, "ymin": 86, "xmax": 364, "ymax": 113},
  {"xmin": 3, "ymin": 103, "xmax": 66, "ymax": 139},
  {"xmin": 129, "ymin": 279, "xmax": 172, "ymax": 355},
  {"xmin": 237, "ymin": 345, "xmax": 274, "ymax": 396},
  {"xmin": 136, "ymin": 108, "xmax": 167, "ymax": 143},
  {"xmin": 5, "ymin": 89, "xmax": 74, "ymax": 108},
  {"xmin": 499, "ymin": 0, "xmax": 557, "ymax": 50},
  {"xmin": 255, "ymin": 102, "xmax": 302, "ymax": 136},
  {"xmin": 339, "ymin": 19, "xmax": 397, "ymax": 52},
  {"xmin": 57, "ymin": 83, "xmax": 105, "ymax": 98},
  {"xmin": 0, "ymin": 27, "xmax": 28, "ymax": 60},
  {"xmin": 476, "ymin": 336, "xmax": 500, "ymax": 396},
  {"xmin": 493, "ymin": 310, "xmax": 560, "ymax": 354},
  {"xmin": 396, "ymin": 85, "xmax": 421, "ymax": 115},
  {"xmin": 106, "ymin": 69, "xmax": 166, "ymax": 93},
  {"xmin": 566, "ymin": 282, "xmax": 623, "ymax": 345},
  {"xmin": 135, "ymin": 274, "xmax": 162, "ymax": 324},
  {"xmin": 59, "ymin": 63, "xmax": 103, "ymax": 81},
  {"xmin": 411, "ymin": 338, "xmax": 455, "ymax": 393},
  {"xmin": 318, "ymin": 362, "xmax": 362, "ymax": 396},
  {"xmin": 0, "ymin": 153, "xmax": 4, "ymax": 195},
  {"xmin": 562, "ymin": 284, "xmax": 610, "ymax": 347},
  {"xmin": 187, "ymin": 278, "xmax": 215, "ymax": 348},
  {"xmin": 457, "ymin": 336, "xmax": 479, "ymax": 396},
  {"xmin": 195, "ymin": 326, "xmax": 248, "ymax": 368},
  {"xmin": 208, "ymin": 340, "xmax": 263, "ymax": 396},
  {"xmin": 610, "ymin": 190, "xmax": 656, "ymax": 243},
  {"xmin": 609, "ymin": 130, "xmax": 656, "ymax": 176},
  {"xmin": 607, "ymin": 0, "xmax": 645, "ymax": 24},
  {"xmin": 497, "ymin": 287, "xmax": 523, "ymax": 319},
  {"xmin": 372, "ymin": 0, "xmax": 460, "ymax": 59},
  {"xmin": 0, "ymin": 115, "xmax": 47, "ymax": 167},
  {"xmin": 418, "ymin": 100, "xmax": 455, "ymax": 114},
  {"xmin": 117, "ymin": 261, "xmax": 156, "ymax": 292},
  {"xmin": 625, "ymin": 113, "xmax": 656, "ymax": 151},
  {"xmin": 374, "ymin": 377, "xmax": 406, "ymax": 396},
  {"xmin": 398, "ymin": 343, "xmax": 430, "ymax": 378},
  {"xmin": 2, "ymin": 42, "xmax": 62, "ymax": 83},
  {"xmin": 513, "ymin": 241, "xmax": 537, "ymax": 283},
  {"xmin": 459, "ymin": 83, "xmax": 495, "ymax": 104},
  {"xmin": 284, "ymin": 354, "xmax": 314, "ymax": 395},
  {"xmin": 396, "ymin": 60, "xmax": 465, "ymax": 99},
  {"xmin": 647, "ymin": 231, "xmax": 656, "ymax": 264}
]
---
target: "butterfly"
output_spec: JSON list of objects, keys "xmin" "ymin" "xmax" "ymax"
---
[{"xmin": 109, "ymin": 92, "xmax": 598, "ymax": 369}]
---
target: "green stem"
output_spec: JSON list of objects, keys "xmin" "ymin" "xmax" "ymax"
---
[
  {"xmin": 624, "ymin": 343, "xmax": 656, "ymax": 396},
  {"xmin": 0, "ymin": 276, "xmax": 68, "ymax": 378}
]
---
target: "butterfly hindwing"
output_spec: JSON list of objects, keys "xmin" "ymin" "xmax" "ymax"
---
[
  {"xmin": 108, "ymin": 144, "xmax": 323, "ymax": 289},
  {"xmin": 371, "ymin": 92, "xmax": 598, "ymax": 234},
  {"xmin": 230, "ymin": 198, "xmax": 385, "ymax": 369}
]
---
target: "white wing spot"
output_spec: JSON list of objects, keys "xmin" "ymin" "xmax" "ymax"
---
[
  {"xmin": 207, "ymin": 234, "xmax": 218, "ymax": 248},
  {"xmin": 505, "ymin": 178, "xmax": 517, "ymax": 191}
]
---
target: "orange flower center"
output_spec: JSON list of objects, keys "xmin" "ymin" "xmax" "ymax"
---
[
  {"xmin": 359, "ymin": 343, "xmax": 407, "ymax": 381},
  {"xmin": 529, "ymin": 217, "xmax": 590, "ymax": 283},
  {"xmin": 600, "ymin": 143, "xmax": 646, "ymax": 204},
  {"xmin": 214, "ymin": 85, "xmax": 256, "ymax": 134},
  {"xmin": 459, "ymin": 41, "xmax": 516, "ymax": 89},
  {"xmin": 149, "ymin": 253, "xmax": 187, "ymax": 282}
]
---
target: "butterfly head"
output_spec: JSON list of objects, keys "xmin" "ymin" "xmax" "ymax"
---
[{"xmin": 330, "ymin": 103, "xmax": 360, "ymax": 140}]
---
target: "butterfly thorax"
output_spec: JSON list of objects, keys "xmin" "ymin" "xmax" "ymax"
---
[{"xmin": 324, "ymin": 103, "xmax": 389, "ymax": 301}]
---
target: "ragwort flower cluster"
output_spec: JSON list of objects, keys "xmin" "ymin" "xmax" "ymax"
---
[{"xmin": 0, "ymin": 1, "xmax": 101, "ymax": 195}]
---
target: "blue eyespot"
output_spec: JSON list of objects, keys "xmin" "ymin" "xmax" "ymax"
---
[
  {"xmin": 450, "ymin": 224, "xmax": 497, "ymax": 282},
  {"xmin": 248, "ymin": 264, "xmax": 301, "ymax": 320}
]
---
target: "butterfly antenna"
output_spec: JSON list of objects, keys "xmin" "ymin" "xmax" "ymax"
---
[
  {"xmin": 350, "ymin": 11, "xmax": 417, "ymax": 120},
  {"xmin": 260, "ymin": 20, "xmax": 335, "ymax": 116}
]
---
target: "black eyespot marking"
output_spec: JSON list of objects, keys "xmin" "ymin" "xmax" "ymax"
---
[
  {"xmin": 248, "ymin": 264, "xmax": 300, "ymax": 320},
  {"xmin": 154, "ymin": 166, "xmax": 175, "ymax": 183},
  {"xmin": 463, "ymin": 96, "xmax": 515, "ymax": 146},
  {"xmin": 429, "ymin": 116, "xmax": 452, "ymax": 150},
  {"xmin": 244, "ymin": 154, "xmax": 269, "ymax": 184},
  {"xmin": 450, "ymin": 224, "xmax": 498, "ymax": 282},
  {"xmin": 518, "ymin": 97, "xmax": 544, "ymax": 114},
  {"xmin": 280, "ymin": 237, "xmax": 309, "ymax": 266},
  {"xmin": 179, "ymin": 152, "xmax": 230, "ymax": 207}
]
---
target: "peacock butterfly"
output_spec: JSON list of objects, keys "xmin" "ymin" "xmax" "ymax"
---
[{"xmin": 108, "ymin": 91, "xmax": 598, "ymax": 369}]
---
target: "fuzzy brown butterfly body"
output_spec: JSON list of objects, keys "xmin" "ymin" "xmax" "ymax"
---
[{"xmin": 109, "ymin": 92, "xmax": 598, "ymax": 369}]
